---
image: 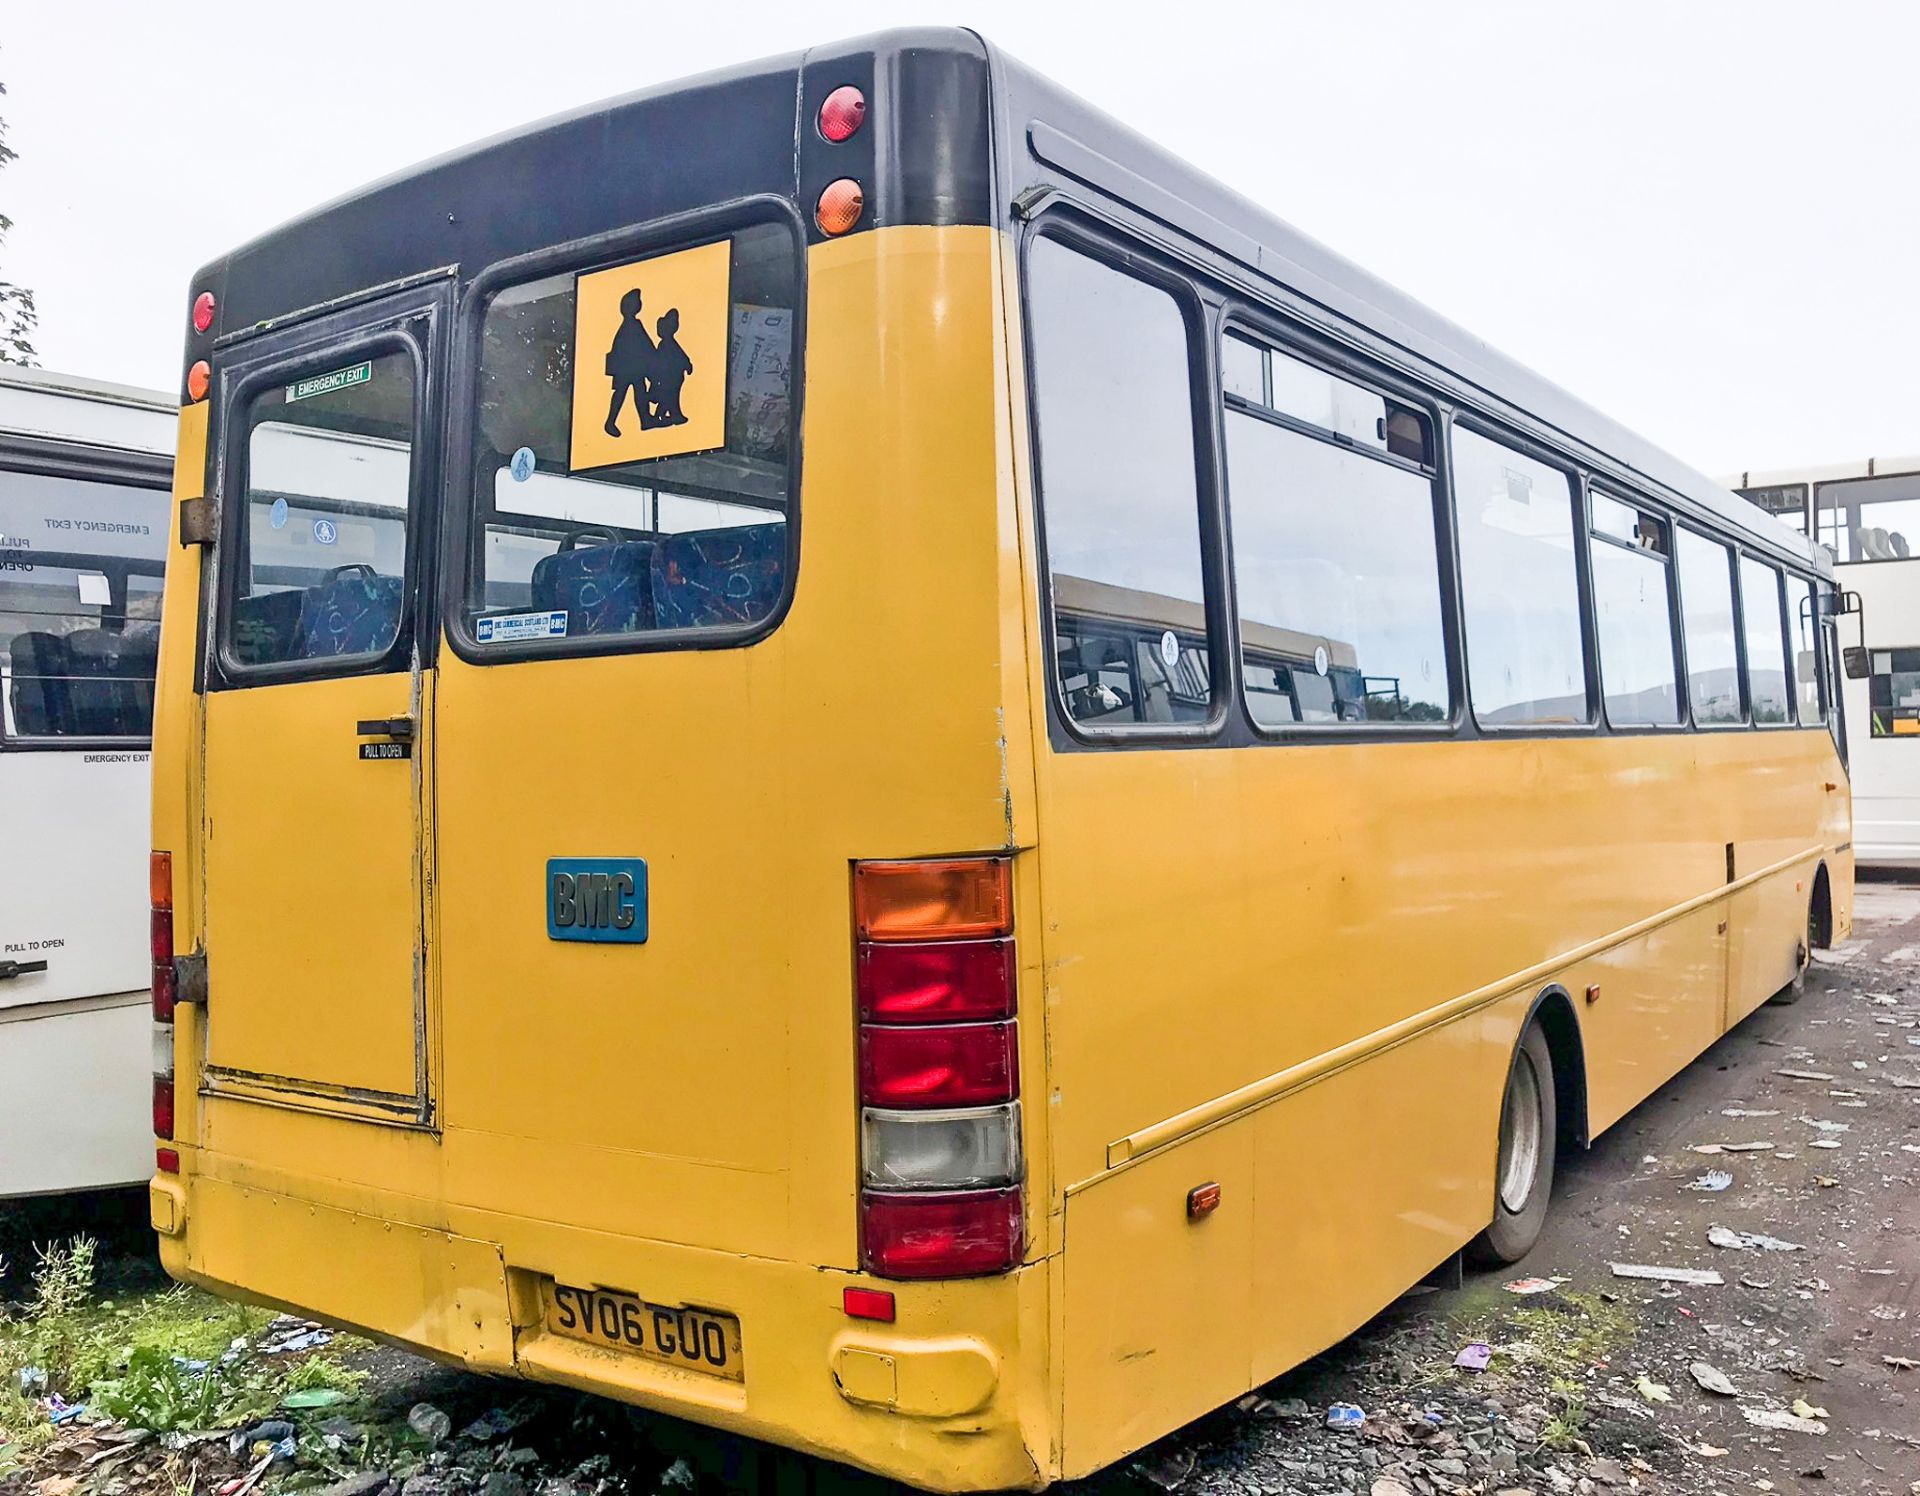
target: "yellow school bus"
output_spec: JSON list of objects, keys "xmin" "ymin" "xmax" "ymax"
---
[{"xmin": 148, "ymin": 29, "xmax": 1851, "ymax": 1489}]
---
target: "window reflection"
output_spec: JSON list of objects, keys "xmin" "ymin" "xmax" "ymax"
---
[
  {"xmin": 1452, "ymin": 428, "xmax": 1587, "ymax": 725},
  {"xmin": 1029, "ymin": 238, "xmax": 1209, "ymax": 728}
]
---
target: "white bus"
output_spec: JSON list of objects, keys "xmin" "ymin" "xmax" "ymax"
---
[
  {"xmin": 0, "ymin": 367, "xmax": 175, "ymax": 1198},
  {"xmin": 1729, "ymin": 457, "xmax": 1920, "ymax": 865}
]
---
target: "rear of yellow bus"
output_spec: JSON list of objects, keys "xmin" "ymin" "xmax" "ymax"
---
[{"xmin": 149, "ymin": 31, "xmax": 1056, "ymax": 1490}]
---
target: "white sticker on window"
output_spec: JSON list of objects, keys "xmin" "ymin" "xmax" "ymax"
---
[
  {"xmin": 1159, "ymin": 630, "xmax": 1180, "ymax": 669},
  {"xmin": 77, "ymin": 572, "xmax": 111, "ymax": 606},
  {"xmin": 476, "ymin": 609, "xmax": 568, "ymax": 644}
]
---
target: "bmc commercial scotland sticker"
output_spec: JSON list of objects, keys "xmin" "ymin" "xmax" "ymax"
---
[{"xmin": 476, "ymin": 610, "xmax": 568, "ymax": 644}]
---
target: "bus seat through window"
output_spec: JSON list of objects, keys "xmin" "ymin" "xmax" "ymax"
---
[
  {"xmin": 530, "ymin": 536, "xmax": 657, "ymax": 636},
  {"xmin": 8, "ymin": 632, "xmax": 70, "ymax": 736},
  {"xmin": 651, "ymin": 523, "xmax": 786, "ymax": 631},
  {"xmin": 231, "ymin": 590, "xmax": 307, "ymax": 666},
  {"xmin": 296, "ymin": 566, "xmax": 404, "ymax": 659}
]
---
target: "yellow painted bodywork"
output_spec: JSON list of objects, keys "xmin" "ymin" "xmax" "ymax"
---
[{"xmin": 151, "ymin": 222, "xmax": 1852, "ymax": 1491}]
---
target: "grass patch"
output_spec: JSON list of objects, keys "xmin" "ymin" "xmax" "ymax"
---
[
  {"xmin": 1506, "ymin": 1290, "xmax": 1638, "ymax": 1374},
  {"xmin": 1539, "ymin": 1375, "xmax": 1590, "ymax": 1451},
  {"xmin": 0, "ymin": 1235, "xmax": 281, "ymax": 1442}
]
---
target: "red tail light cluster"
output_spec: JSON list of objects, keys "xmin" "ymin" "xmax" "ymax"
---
[
  {"xmin": 854, "ymin": 858, "xmax": 1023, "ymax": 1280},
  {"xmin": 814, "ymin": 83, "xmax": 866, "ymax": 236},
  {"xmin": 151, "ymin": 851, "xmax": 176, "ymax": 1160}
]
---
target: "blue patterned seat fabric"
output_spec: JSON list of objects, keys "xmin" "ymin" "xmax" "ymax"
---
[
  {"xmin": 296, "ymin": 568, "xmax": 405, "ymax": 658},
  {"xmin": 530, "ymin": 541, "xmax": 656, "ymax": 636},
  {"xmin": 650, "ymin": 523, "xmax": 787, "ymax": 631}
]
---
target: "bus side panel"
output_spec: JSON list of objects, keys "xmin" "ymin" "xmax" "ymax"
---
[
  {"xmin": 1575, "ymin": 906, "xmax": 1726, "ymax": 1137},
  {"xmin": 1244, "ymin": 1010, "xmax": 1505, "ymax": 1384},
  {"xmin": 1061, "ymin": 1125, "xmax": 1254, "ymax": 1477},
  {"xmin": 0, "ymin": 999, "xmax": 151, "ymax": 1196},
  {"xmin": 1838, "ymin": 555, "xmax": 1920, "ymax": 866}
]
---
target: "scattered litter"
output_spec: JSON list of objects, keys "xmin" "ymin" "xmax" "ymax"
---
[
  {"xmin": 1892, "ymin": 1077, "xmax": 1920, "ymax": 1090},
  {"xmin": 1234, "ymin": 1393, "xmax": 1309, "ymax": 1422},
  {"xmin": 1776, "ymin": 1069, "xmax": 1837, "ymax": 1081},
  {"xmin": 1792, "ymin": 1398, "xmax": 1830, "ymax": 1420},
  {"xmin": 1692, "ymin": 1140, "xmax": 1775, "ymax": 1154},
  {"xmin": 1816, "ymin": 1176, "xmax": 1840, "ymax": 1188},
  {"xmin": 15, "ymin": 1366, "xmax": 46, "ymax": 1395},
  {"xmin": 1136, "ymin": 1448, "xmax": 1195, "ymax": 1490},
  {"xmin": 1690, "ymin": 1361, "xmax": 1738, "ymax": 1396},
  {"xmin": 1502, "ymin": 1276, "xmax": 1565, "ymax": 1295},
  {"xmin": 407, "ymin": 1403, "xmax": 452, "ymax": 1444},
  {"xmin": 1810, "ymin": 1138, "xmax": 1842, "ymax": 1149},
  {"xmin": 1695, "ymin": 1443, "xmax": 1730, "ymax": 1457},
  {"xmin": 1869, "ymin": 1305, "xmax": 1909, "ymax": 1321},
  {"xmin": 1325, "ymin": 1402, "xmax": 1366, "ymax": 1431},
  {"xmin": 1688, "ymin": 1169, "xmax": 1734, "ymax": 1192},
  {"xmin": 1902, "ymin": 1143, "xmax": 1920, "ymax": 1154},
  {"xmin": 282, "ymin": 1387, "xmax": 348, "ymax": 1410},
  {"xmin": 1453, "ymin": 1342, "xmax": 1492, "ymax": 1371},
  {"xmin": 47, "ymin": 1397, "xmax": 86, "ymax": 1426},
  {"xmin": 1708, "ymin": 1225, "xmax": 1804, "ymax": 1252},
  {"xmin": 1798, "ymin": 1117, "xmax": 1851, "ymax": 1132},
  {"xmin": 1739, "ymin": 1276, "xmax": 1775, "ymax": 1288},
  {"xmin": 1743, "ymin": 1406, "xmax": 1828, "ymax": 1434},
  {"xmin": 1634, "ymin": 1373, "xmax": 1672, "ymax": 1403},
  {"xmin": 1722, "ymin": 1107, "xmax": 1781, "ymax": 1118},
  {"xmin": 1885, "ymin": 1356, "xmax": 1919, "ymax": 1371},
  {"xmin": 1852, "ymin": 1060, "xmax": 1870, "ymax": 1070},
  {"xmin": 1610, "ymin": 1262, "xmax": 1723, "ymax": 1285}
]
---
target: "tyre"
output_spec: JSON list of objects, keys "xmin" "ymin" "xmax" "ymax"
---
[{"xmin": 1468, "ymin": 1022, "xmax": 1557, "ymax": 1266}]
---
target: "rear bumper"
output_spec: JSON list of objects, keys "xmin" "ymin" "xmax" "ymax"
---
[{"xmin": 154, "ymin": 1164, "xmax": 1052, "ymax": 1491}]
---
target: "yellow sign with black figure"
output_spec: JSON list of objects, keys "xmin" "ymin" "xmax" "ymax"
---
[{"xmin": 569, "ymin": 241, "xmax": 730, "ymax": 473}]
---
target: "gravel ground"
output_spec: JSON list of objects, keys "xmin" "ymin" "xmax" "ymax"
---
[{"xmin": 6, "ymin": 880, "xmax": 1918, "ymax": 1496}]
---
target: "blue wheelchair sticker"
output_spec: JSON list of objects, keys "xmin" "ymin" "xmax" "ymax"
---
[{"xmin": 547, "ymin": 858, "xmax": 648, "ymax": 944}]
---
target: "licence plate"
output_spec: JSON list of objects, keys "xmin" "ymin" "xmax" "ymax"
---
[{"xmin": 542, "ymin": 1281, "xmax": 744, "ymax": 1381}]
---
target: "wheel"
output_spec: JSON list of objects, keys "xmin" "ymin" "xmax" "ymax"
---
[
  {"xmin": 1468, "ymin": 1022, "xmax": 1557, "ymax": 1266},
  {"xmin": 1771, "ymin": 904, "xmax": 1815, "ymax": 1007}
]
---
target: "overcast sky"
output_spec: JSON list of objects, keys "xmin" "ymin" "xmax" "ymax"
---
[{"xmin": 4, "ymin": 1, "xmax": 1913, "ymax": 478}]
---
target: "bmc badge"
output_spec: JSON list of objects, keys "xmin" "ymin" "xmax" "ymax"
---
[{"xmin": 547, "ymin": 858, "xmax": 648, "ymax": 944}]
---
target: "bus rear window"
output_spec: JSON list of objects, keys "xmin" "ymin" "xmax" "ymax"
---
[
  {"xmin": 465, "ymin": 221, "xmax": 798, "ymax": 649},
  {"xmin": 1, "ymin": 471, "xmax": 165, "ymax": 741}
]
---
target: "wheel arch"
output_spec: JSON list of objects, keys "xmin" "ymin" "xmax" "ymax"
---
[
  {"xmin": 1518, "ymin": 983, "xmax": 1590, "ymax": 1152},
  {"xmin": 1809, "ymin": 860, "xmax": 1833, "ymax": 950}
]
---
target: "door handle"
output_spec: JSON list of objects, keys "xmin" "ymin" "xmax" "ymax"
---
[
  {"xmin": 355, "ymin": 717, "xmax": 415, "ymax": 742},
  {"xmin": 0, "ymin": 959, "xmax": 49, "ymax": 982}
]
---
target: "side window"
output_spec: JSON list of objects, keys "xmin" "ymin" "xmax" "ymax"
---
[
  {"xmin": 230, "ymin": 350, "xmax": 415, "ymax": 668},
  {"xmin": 1867, "ymin": 648, "xmax": 1920, "ymax": 738},
  {"xmin": 1, "ymin": 470, "xmax": 167, "ymax": 741},
  {"xmin": 1588, "ymin": 493, "xmax": 1680, "ymax": 726},
  {"xmin": 1676, "ymin": 528, "xmax": 1742, "ymax": 725},
  {"xmin": 466, "ymin": 221, "xmax": 798, "ymax": 648},
  {"xmin": 1451, "ymin": 428, "xmax": 1587, "ymax": 726},
  {"xmin": 1740, "ymin": 556, "xmax": 1792, "ymax": 724},
  {"xmin": 1029, "ymin": 237, "xmax": 1209, "ymax": 729},
  {"xmin": 1222, "ymin": 337, "xmax": 1448, "ymax": 727},
  {"xmin": 1784, "ymin": 573, "xmax": 1821, "ymax": 726}
]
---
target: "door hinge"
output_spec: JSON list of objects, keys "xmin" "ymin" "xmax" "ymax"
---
[
  {"xmin": 175, "ymin": 949, "xmax": 210, "ymax": 1006},
  {"xmin": 179, "ymin": 496, "xmax": 217, "ymax": 547}
]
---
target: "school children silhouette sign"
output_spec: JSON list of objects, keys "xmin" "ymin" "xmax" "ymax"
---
[{"xmin": 568, "ymin": 241, "xmax": 729, "ymax": 473}]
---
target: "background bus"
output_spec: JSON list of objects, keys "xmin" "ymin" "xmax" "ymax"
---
[
  {"xmin": 151, "ymin": 30, "xmax": 1847, "ymax": 1490},
  {"xmin": 1, "ymin": 366, "xmax": 174, "ymax": 1198},
  {"xmin": 1730, "ymin": 458, "xmax": 1919, "ymax": 864}
]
